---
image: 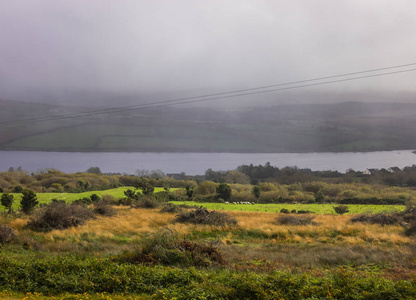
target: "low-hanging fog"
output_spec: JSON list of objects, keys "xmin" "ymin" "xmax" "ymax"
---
[{"xmin": 1, "ymin": 0, "xmax": 416, "ymax": 109}]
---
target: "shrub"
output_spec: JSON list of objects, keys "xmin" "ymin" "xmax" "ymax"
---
[
  {"xmin": 101, "ymin": 194, "xmax": 118, "ymax": 205},
  {"xmin": 93, "ymin": 200, "xmax": 116, "ymax": 216},
  {"xmin": 89, "ymin": 194, "xmax": 101, "ymax": 202},
  {"xmin": 27, "ymin": 202, "xmax": 95, "ymax": 232},
  {"xmin": 350, "ymin": 213, "xmax": 401, "ymax": 225},
  {"xmin": 116, "ymin": 229, "xmax": 224, "ymax": 267},
  {"xmin": 297, "ymin": 210, "xmax": 312, "ymax": 214},
  {"xmin": 276, "ymin": 215, "xmax": 318, "ymax": 226},
  {"xmin": 175, "ymin": 207, "xmax": 237, "ymax": 226},
  {"xmin": 159, "ymin": 203, "xmax": 183, "ymax": 214},
  {"xmin": 333, "ymin": 204, "xmax": 350, "ymax": 215},
  {"xmin": 280, "ymin": 208, "xmax": 290, "ymax": 214},
  {"xmin": 0, "ymin": 224, "xmax": 16, "ymax": 244},
  {"xmin": 133, "ymin": 197, "xmax": 162, "ymax": 209}
]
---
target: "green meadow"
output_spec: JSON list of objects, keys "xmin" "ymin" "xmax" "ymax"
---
[
  {"xmin": 2, "ymin": 187, "xmax": 170, "ymax": 210},
  {"xmin": 170, "ymin": 201, "xmax": 406, "ymax": 214}
]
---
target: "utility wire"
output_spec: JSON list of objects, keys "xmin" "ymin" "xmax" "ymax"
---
[{"xmin": 1, "ymin": 63, "xmax": 416, "ymax": 126}]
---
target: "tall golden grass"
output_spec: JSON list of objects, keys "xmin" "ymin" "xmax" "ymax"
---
[{"xmin": 2, "ymin": 207, "xmax": 411, "ymax": 255}]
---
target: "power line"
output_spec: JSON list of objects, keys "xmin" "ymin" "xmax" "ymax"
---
[{"xmin": 1, "ymin": 63, "xmax": 416, "ymax": 126}]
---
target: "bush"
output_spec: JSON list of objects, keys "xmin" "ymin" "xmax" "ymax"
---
[
  {"xmin": 333, "ymin": 205, "xmax": 349, "ymax": 215},
  {"xmin": 175, "ymin": 207, "xmax": 237, "ymax": 226},
  {"xmin": 280, "ymin": 208, "xmax": 290, "ymax": 214},
  {"xmin": 27, "ymin": 202, "xmax": 95, "ymax": 232},
  {"xmin": 93, "ymin": 200, "xmax": 116, "ymax": 216},
  {"xmin": 133, "ymin": 197, "xmax": 162, "ymax": 209},
  {"xmin": 350, "ymin": 213, "xmax": 401, "ymax": 225},
  {"xmin": 159, "ymin": 203, "xmax": 183, "ymax": 214},
  {"xmin": 0, "ymin": 224, "xmax": 16, "ymax": 244},
  {"xmin": 116, "ymin": 229, "xmax": 224, "ymax": 267},
  {"xmin": 276, "ymin": 215, "xmax": 318, "ymax": 226}
]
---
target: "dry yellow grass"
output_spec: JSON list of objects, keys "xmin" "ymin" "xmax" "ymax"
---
[
  {"xmin": 3, "ymin": 207, "xmax": 411, "ymax": 251},
  {"xmin": 225, "ymin": 211, "xmax": 411, "ymax": 244}
]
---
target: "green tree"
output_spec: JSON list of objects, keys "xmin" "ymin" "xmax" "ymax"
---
[
  {"xmin": 185, "ymin": 185, "xmax": 194, "ymax": 200},
  {"xmin": 20, "ymin": 189, "xmax": 39, "ymax": 214},
  {"xmin": 315, "ymin": 190, "xmax": 325, "ymax": 203},
  {"xmin": 13, "ymin": 186, "xmax": 23, "ymax": 193},
  {"xmin": 1, "ymin": 193, "xmax": 14, "ymax": 213},
  {"xmin": 225, "ymin": 171, "xmax": 250, "ymax": 184},
  {"xmin": 252, "ymin": 186, "xmax": 262, "ymax": 201},
  {"xmin": 90, "ymin": 194, "xmax": 101, "ymax": 202},
  {"xmin": 86, "ymin": 167, "xmax": 102, "ymax": 174},
  {"xmin": 134, "ymin": 178, "xmax": 154, "ymax": 195},
  {"xmin": 216, "ymin": 183, "xmax": 232, "ymax": 202}
]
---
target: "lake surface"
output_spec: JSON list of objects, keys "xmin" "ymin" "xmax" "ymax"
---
[{"xmin": 0, "ymin": 150, "xmax": 415, "ymax": 175}]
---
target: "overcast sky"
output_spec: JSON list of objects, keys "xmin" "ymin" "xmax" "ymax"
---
[{"xmin": 1, "ymin": 0, "xmax": 416, "ymax": 105}]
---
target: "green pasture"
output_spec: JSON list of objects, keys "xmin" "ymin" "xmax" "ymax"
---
[
  {"xmin": 170, "ymin": 201, "xmax": 406, "ymax": 215},
  {"xmin": 1, "ymin": 187, "xmax": 170, "ymax": 210}
]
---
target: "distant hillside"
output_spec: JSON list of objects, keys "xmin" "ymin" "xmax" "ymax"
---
[{"xmin": 1, "ymin": 99, "xmax": 416, "ymax": 152}]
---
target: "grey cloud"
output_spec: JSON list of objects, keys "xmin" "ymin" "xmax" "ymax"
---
[{"xmin": 1, "ymin": 0, "xmax": 416, "ymax": 104}]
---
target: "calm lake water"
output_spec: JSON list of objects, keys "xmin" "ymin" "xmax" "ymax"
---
[{"xmin": 0, "ymin": 150, "xmax": 415, "ymax": 175}]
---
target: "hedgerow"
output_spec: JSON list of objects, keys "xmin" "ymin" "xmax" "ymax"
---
[{"xmin": 0, "ymin": 255, "xmax": 415, "ymax": 299}]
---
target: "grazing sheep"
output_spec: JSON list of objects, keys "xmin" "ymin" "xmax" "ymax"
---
[{"xmin": 224, "ymin": 202, "xmax": 229, "ymax": 204}]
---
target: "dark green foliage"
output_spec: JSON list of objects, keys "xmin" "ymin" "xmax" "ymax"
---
[
  {"xmin": 296, "ymin": 210, "xmax": 312, "ymax": 214},
  {"xmin": 185, "ymin": 185, "xmax": 194, "ymax": 200},
  {"xmin": 0, "ymin": 224, "xmax": 16, "ymax": 244},
  {"xmin": 216, "ymin": 183, "xmax": 232, "ymax": 202},
  {"xmin": 20, "ymin": 189, "xmax": 39, "ymax": 214},
  {"xmin": 280, "ymin": 208, "xmax": 290, "ymax": 214},
  {"xmin": 89, "ymin": 193, "xmax": 101, "ymax": 202},
  {"xmin": 0, "ymin": 193, "xmax": 14, "ymax": 213},
  {"xmin": 26, "ymin": 202, "xmax": 95, "ymax": 232},
  {"xmin": 252, "ymin": 186, "xmax": 262, "ymax": 200},
  {"xmin": 86, "ymin": 167, "xmax": 101, "ymax": 174},
  {"xmin": 175, "ymin": 207, "xmax": 237, "ymax": 226},
  {"xmin": 314, "ymin": 190, "xmax": 324, "ymax": 203},
  {"xmin": 134, "ymin": 178, "xmax": 154, "ymax": 195},
  {"xmin": 123, "ymin": 189, "xmax": 138, "ymax": 199},
  {"xmin": 333, "ymin": 204, "xmax": 349, "ymax": 214},
  {"xmin": 13, "ymin": 186, "xmax": 23, "ymax": 193},
  {"xmin": 276, "ymin": 215, "xmax": 318, "ymax": 226},
  {"xmin": 0, "ymin": 255, "xmax": 414, "ymax": 298},
  {"xmin": 72, "ymin": 197, "xmax": 92, "ymax": 206}
]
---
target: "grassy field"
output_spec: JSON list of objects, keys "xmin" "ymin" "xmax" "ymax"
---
[
  {"xmin": 170, "ymin": 201, "xmax": 406, "ymax": 214},
  {"xmin": 1, "ymin": 187, "xmax": 169, "ymax": 210},
  {"xmin": 0, "ymin": 203, "xmax": 414, "ymax": 299}
]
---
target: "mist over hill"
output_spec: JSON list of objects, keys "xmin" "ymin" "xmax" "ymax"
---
[{"xmin": 1, "ymin": 98, "xmax": 416, "ymax": 153}]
